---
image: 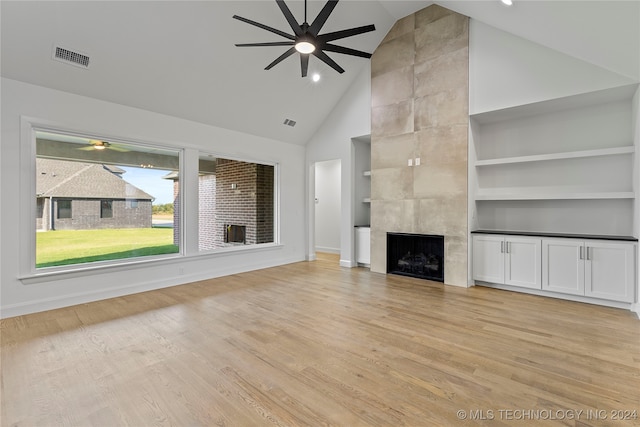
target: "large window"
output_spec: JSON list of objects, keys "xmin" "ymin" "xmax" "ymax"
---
[
  {"xmin": 198, "ymin": 154, "xmax": 275, "ymax": 251},
  {"xmin": 35, "ymin": 131, "xmax": 180, "ymax": 269},
  {"xmin": 33, "ymin": 130, "xmax": 279, "ymax": 271}
]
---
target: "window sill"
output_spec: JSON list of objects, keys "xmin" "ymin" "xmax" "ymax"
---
[{"xmin": 20, "ymin": 242, "xmax": 283, "ymax": 285}]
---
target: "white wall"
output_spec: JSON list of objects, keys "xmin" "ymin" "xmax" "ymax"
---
[
  {"xmin": 306, "ymin": 64, "xmax": 372, "ymax": 267},
  {"xmin": 314, "ymin": 159, "xmax": 341, "ymax": 253},
  {"xmin": 469, "ymin": 21, "xmax": 637, "ymax": 114},
  {"xmin": 1, "ymin": 78, "xmax": 307, "ymax": 318}
]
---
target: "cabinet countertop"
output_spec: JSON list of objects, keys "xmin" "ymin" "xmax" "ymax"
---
[{"xmin": 471, "ymin": 230, "xmax": 637, "ymax": 242}]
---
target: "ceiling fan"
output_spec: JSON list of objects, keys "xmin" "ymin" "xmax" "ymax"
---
[
  {"xmin": 78, "ymin": 139, "xmax": 129, "ymax": 152},
  {"xmin": 233, "ymin": 0, "xmax": 376, "ymax": 77}
]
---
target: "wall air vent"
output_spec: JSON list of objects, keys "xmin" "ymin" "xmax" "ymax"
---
[
  {"xmin": 283, "ymin": 119, "xmax": 296, "ymax": 127},
  {"xmin": 52, "ymin": 46, "xmax": 90, "ymax": 68}
]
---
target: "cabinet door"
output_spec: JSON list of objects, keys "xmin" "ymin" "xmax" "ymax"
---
[
  {"xmin": 505, "ymin": 237, "xmax": 542, "ymax": 289},
  {"xmin": 542, "ymin": 239, "xmax": 585, "ymax": 296},
  {"xmin": 355, "ymin": 228, "xmax": 370, "ymax": 265},
  {"xmin": 585, "ymin": 242, "xmax": 635, "ymax": 302},
  {"xmin": 472, "ymin": 235, "xmax": 505, "ymax": 284}
]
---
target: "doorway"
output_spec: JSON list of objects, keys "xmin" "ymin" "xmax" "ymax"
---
[{"xmin": 314, "ymin": 159, "xmax": 341, "ymax": 255}]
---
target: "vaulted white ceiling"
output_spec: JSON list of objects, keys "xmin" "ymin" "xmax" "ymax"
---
[{"xmin": 2, "ymin": 1, "xmax": 638, "ymax": 146}]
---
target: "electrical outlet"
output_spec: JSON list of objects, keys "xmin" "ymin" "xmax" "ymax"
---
[{"xmin": 415, "ymin": 157, "xmax": 421, "ymax": 166}]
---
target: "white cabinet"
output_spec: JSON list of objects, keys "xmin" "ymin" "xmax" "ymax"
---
[
  {"xmin": 541, "ymin": 239, "xmax": 585, "ymax": 296},
  {"xmin": 473, "ymin": 234, "xmax": 542, "ymax": 289},
  {"xmin": 473, "ymin": 235, "xmax": 504, "ymax": 283},
  {"xmin": 542, "ymin": 239, "xmax": 636, "ymax": 303},
  {"xmin": 355, "ymin": 227, "xmax": 370, "ymax": 265}
]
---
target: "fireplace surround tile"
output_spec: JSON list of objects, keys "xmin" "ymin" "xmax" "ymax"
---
[
  {"xmin": 371, "ymin": 100, "xmax": 414, "ymax": 138},
  {"xmin": 371, "ymin": 65, "xmax": 414, "ymax": 107},
  {"xmin": 371, "ymin": 133, "xmax": 417, "ymax": 169},
  {"xmin": 370, "ymin": 4, "xmax": 469, "ymax": 287},
  {"xmin": 371, "ymin": 32, "xmax": 415, "ymax": 78}
]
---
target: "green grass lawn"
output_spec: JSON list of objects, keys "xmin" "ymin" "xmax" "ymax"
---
[{"xmin": 36, "ymin": 228, "xmax": 179, "ymax": 268}]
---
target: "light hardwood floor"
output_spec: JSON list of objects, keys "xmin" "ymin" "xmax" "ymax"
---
[{"xmin": 2, "ymin": 253, "xmax": 639, "ymax": 426}]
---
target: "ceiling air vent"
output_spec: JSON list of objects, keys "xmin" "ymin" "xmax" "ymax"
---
[
  {"xmin": 283, "ymin": 119, "xmax": 296, "ymax": 127},
  {"xmin": 52, "ymin": 45, "xmax": 90, "ymax": 69}
]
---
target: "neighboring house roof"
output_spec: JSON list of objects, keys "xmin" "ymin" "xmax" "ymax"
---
[{"xmin": 36, "ymin": 158, "xmax": 154, "ymax": 200}]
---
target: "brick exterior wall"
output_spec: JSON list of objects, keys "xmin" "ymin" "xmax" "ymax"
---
[
  {"xmin": 36, "ymin": 198, "xmax": 46, "ymax": 230},
  {"xmin": 214, "ymin": 159, "xmax": 274, "ymax": 246},
  {"xmin": 198, "ymin": 174, "xmax": 217, "ymax": 250},
  {"xmin": 170, "ymin": 160, "xmax": 274, "ymax": 248},
  {"xmin": 256, "ymin": 164, "xmax": 274, "ymax": 244},
  {"xmin": 49, "ymin": 198, "xmax": 151, "ymax": 230}
]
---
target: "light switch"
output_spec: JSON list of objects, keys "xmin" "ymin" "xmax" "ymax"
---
[
  {"xmin": 415, "ymin": 157, "xmax": 421, "ymax": 166},
  {"xmin": 408, "ymin": 158, "xmax": 413, "ymax": 167}
]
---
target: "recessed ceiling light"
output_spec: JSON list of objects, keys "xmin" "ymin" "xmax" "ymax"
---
[
  {"xmin": 312, "ymin": 73, "xmax": 320, "ymax": 82},
  {"xmin": 501, "ymin": 0, "xmax": 513, "ymax": 5}
]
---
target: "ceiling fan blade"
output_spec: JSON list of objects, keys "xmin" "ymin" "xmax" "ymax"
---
[
  {"xmin": 322, "ymin": 43, "xmax": 372, "ymax": 58},
  {"xmin": 318, "ymin": 24, "xmax": 376, "ymax": 43},
  {"xmin": 236, "ymin": 42, "xmax": 295, "ymax": 47},
  {"xmin": 312, "ymin": 50, "xmax": 344, "ymax": 73},
  {"xmin": 300, "ymin": 54, "xmax": 309, "ymax": 77},
  {"xmin": 109, "ymin": 145, "xmax": 130, "ymax": 152},
  {"xmin": 276, "ymin": 0, "xmax": 303, "ymax": 36},
  {"xmin": 308, "ymin": 0, "xmax": 339, "ymax": 36},
  {"xmin": 233, "ymin": 15, "xmax": 295, "ymax": 40},
  {"xmin": 265, "ymin": 47, "xmax": 297, "ymax": 70}
]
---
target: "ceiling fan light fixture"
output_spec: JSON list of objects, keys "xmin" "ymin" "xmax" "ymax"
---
[
  {"xmin": 500, "ymin": 0, "xmax": 513, "ymax": 6},
  {"xmin": 295, "ymin": 39, "xmax": 315, "ymax": 54},
  {"xmin": 94, "ymin": 144, "xmax": 106, "ymax": 150},
  {"xmin": 233, "ymin": 0, "xmax": 376, "ymax": 77}
]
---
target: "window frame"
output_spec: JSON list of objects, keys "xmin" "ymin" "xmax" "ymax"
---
[
  {"xmin": 19, "ymin": 118, "xmax": 281, "ymax": 282},
  {"xmin": 26, "ymin": 121, "xmax": 185, "ymax": 275},
  {"xmin": 100, "ymin": 200, "xmax": 113, "ymax": 219},
  {"xmin": 57, "ymin": 199, "xmax": 72, "ymax": 219}
]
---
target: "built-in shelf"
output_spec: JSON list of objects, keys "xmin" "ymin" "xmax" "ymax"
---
[
  {"xmin": 475, "ymin": 146, "xmax": 634, "ymax": 167},
  {"xmin": 363, "ymin": 170, "xmax": 371, "ymax": 176},
  {"xmin": 363, "ymin": 198, "xmax": 371, "ymax": 203},
  {"xmin": 469, "ymin": 84, "xmax": 638, "ymax": 237},
  {"xmin": 471, "ymin": 229, "xmax": 638, "ymax": 242},
  {"xmin": 470, "ymin": 84, "xmax": 638, "ymax": 124},
  {"xmin": 475, "ymin": 191, "xmax": 635, "ymax": 201}
]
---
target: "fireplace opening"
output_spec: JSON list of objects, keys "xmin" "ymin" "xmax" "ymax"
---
[
  {"xmin": 387, "ymin": 233, "xmax": 444, "ymax": 282},
  {"xmin": 224, "ymin": 224, "xmax": 246, "ymax": 244}
]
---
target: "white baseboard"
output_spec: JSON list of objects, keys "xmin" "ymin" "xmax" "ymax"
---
[
  {"xmin": 476, "ymin": 281, "xmax": 634, "ymax": 312},
  {"xmin": 315, "ymin": 246, "xmax": 340, "ymax": 254},
  {"xmin": 340, "ymin": 259, "xmax": 355, "ymax": 268},
  {"xmin": 1, "ymin": 255, "xmax": 304, "ymax": 319},
  {"xmin": 631, "ymin": 302, "xmax": 640, "ymax": 319}
]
